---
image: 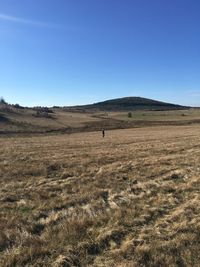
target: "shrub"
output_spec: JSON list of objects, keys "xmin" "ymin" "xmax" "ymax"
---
[
  {"xmin": 128, "ymin": 112, "xmax": 132, "ymax": 118},
  {"xmin": 13, "ymin": 104, "xmax": 25, "ymax": 109}
]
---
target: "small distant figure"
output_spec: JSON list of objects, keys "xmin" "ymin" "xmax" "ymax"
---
[{"xmin": 102, "ymin": 128, "xmax": 105, "ymax": 138}]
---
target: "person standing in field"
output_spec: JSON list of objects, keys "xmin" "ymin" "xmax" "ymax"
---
[{"xmin": 102, "ymin": 128, "xmax": 105, "ymax": 138}]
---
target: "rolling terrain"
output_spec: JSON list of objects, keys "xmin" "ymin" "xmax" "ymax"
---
[
  {"xmin": 0, "ymin": 125, "xmax": 200, "ymax": 266},
  {"xmin": 0, "ymin": 97, "xmax": 198, "ymax": 135}
]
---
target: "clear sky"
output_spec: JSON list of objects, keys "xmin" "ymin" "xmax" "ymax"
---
[{"xmin": 0, "ymin": 0, "xmax": 200, "ymax": 107}]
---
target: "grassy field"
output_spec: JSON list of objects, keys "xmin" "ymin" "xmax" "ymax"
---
[
  {"xmin": 0, "ymin": 126, "xmax": 200, "ymax": 266},
  {"xmin": 0, "ymin": 106, "xmax": 102, "ymax": 134},
  {"xmin": 107, "ymin": 108, "xmax": 200, "ymax": 121},
  {"xmin": 1, "ymin": 103, "xmax": 200, "ymax": 134}
]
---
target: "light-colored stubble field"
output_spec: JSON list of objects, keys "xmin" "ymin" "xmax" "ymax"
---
[{"xmin": 0, "ymin": 125, "xmax": 200, "ymax": 266}]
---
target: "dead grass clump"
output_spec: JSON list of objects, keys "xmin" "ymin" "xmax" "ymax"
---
[
  {"xmin": 29, "ymin": 222, "xmax": 45, "ymax": 235},
  {"xmin": 0, "ymin": 232, "xmax": 11, "ymax": 252},
  {"xmin": 0, "ymin": 232, "xmax": 50, "ymax": 266},
  {"xmin": 1, "ymin": 195, "xmax": 18, "ymax": 203},
  {"xmin": 53, "ymin": 253, "xmax": 80, "ymax": 267},
  {"xmin": 61, "ymin": 171, "xmax": 74, "ymax": 179},
  {"xmin": 170, "ymin": 171, "xmax": 185, "ymax": 181},
  {"xmin": 46, "ymin": 162, "xmax": 63, "ymax": 177}
]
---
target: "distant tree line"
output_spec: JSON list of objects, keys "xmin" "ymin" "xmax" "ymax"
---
[
  {"xmin": 0, "ymin": 97, "xmax": 7, "ymax": 104},
  {"xmin": 0, "ymin": 97, "xmax": 25, "ymax": 109}
]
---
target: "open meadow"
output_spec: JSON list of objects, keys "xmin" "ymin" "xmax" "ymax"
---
[
  {"xmin": 1, "ymin": 103, "xmax": 200, "ymax": 135},
  {"xmin": 0, "ymin": 125, "xmax": 200, "ymax": 266}
]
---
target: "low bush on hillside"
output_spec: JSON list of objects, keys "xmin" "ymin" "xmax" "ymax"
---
[
  {"xmin": 128, "ymin": 112, "xmax": 132, "ymax": 118},
  {"xmin": 33, "ymin": 107, "xmax": 54, "ymax": 113},
  {"xmin": 33, "ymin": 110, "xmax": 54, "ymax": 119}
]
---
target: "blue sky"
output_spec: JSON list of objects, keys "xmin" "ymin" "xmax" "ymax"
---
[{"xmin": 0, "ymin": 0, "xmax": 200, "ymax": 107}]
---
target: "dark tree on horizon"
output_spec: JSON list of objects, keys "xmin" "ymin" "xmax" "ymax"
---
[{"xmin": 0, "ymin": 97, "xmax": 7, "ymax": 104}]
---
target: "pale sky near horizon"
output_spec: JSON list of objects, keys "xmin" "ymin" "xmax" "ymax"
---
[{"xmin": 0, "ymin": 0, "xmax": 200, "ymax": 107}]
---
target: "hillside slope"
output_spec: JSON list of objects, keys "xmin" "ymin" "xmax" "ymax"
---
[
  {"xmin": 0, "ymin": 98, "xmax": 195, "ymax": 135},
  {"xmin": 69, "ymin": 97, "xmax": 188, "ymax": 111}
]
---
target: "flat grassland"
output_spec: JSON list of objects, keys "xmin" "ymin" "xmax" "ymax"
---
[{"xmin": 0, "ymin": 125, "xmax": 200, "ymax": 266}]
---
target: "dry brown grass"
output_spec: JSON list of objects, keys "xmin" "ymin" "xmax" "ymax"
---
[
  {"xmin": 1, "ymin": 104, "xmax": 200, "ymax": 134},
  {"xmin": 0, "ymin": 106, "xmax": 102, "ymax": 134},
  {"xmin": 0, "ymin": 125, "xmax": 200, "ymax": 266}
]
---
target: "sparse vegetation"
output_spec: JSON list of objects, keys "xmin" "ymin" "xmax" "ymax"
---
[
  {"xmin": 33, "ymin": 107, "xmax": 54, "ymax": 113},
  {"xmin": 34, "ymin": 110, "xmax": 54, "ymax": 119},
  {"xmin": 12, "ymin": 104, "xmax": 25, "ymax": 109},
  {"xmin": 0, "ymin": 103, "xmax": 199, "ymax": 135},
  {"xmin": 0, "ymin": 125, "xmax": 200, "ymax": 266}
]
